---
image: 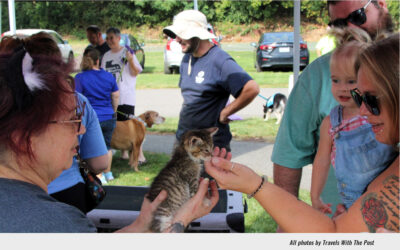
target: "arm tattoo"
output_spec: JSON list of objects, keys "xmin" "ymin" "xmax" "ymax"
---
[
  {"xmin": 168, "ymin": 222, "xmax": 186, "ymax": 233},
  {"xmin": 361, "ymin": 175, "xmax": 399, "ymax": 232}
]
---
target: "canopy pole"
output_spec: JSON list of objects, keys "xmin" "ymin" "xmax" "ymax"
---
[
  {"xmin": 8, "ymin": 0, "xmax": 16, "ymax": 35},
  {"xmin": 293, "ymin": 0, "xmax": 300, "ymax": 85}
]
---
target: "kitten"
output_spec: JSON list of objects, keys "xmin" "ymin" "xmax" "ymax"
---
[{"xmin": 146, "ymin": 127, "xmax": 218, "ymax": 232}]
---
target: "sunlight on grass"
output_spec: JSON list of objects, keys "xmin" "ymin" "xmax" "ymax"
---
[{"xmin": 147, "ymin": 117, "xmax": 280, "ymax": 142}]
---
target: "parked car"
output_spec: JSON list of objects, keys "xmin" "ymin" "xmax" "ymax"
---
[
  {"xmin": 1, "ymin": 29, "xmax": 74, "ymax": 63},
  {"xmin": 164, "ymin": 38, "xmax": 184, "ymax": 74},
  {"xmin": 102, "ymin": 33, "xmax": 145, "ymax": 69},
  {"xmin": 163, "ymin": 24, "xmax": 222, "ymax": 74},
  {"xmin": 251, "ymin": 32, "xmax": 309, "ymax": 72}
]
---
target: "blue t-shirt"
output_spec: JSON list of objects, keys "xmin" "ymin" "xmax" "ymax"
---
[
  {"xmin": 75, "ymin": 69, "xmax": 118, "ymax": 122},
  {"xmin": 177, "ymin": 45, "xmax": 252, "ymax": 147},
  {"xmin": 48, "ymin": 93, "xmax": 108, "ymax": 194}
]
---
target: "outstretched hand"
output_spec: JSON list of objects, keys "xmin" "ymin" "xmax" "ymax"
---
[
  {"xmin": 204, "ymin": 147, "xmax": 261, "ymax": 195},
  {"xmin": 117, "ymin": 190, "xmax": 167, "ymax": 233}
]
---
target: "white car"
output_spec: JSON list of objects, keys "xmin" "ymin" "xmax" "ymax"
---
[
  {"xmin": 1, "ymin": 29, "xmax": 74, "ymax": 63},
  {"xmin": 163, "ymin": 38, "xmax": 184, "ymax": 74}
]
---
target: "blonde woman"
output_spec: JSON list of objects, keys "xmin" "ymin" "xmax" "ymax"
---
[
  {"xmin": 205, "ymin": 33, "xmax": 399, "ymax": 232},
  {"xmin": 76, "ymin": 48, "xmax": 119, "ymax": 183}
]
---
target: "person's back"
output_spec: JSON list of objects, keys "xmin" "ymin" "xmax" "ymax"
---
[{"xmin": 75, "ymin": 69, "xmax": 117, "ymax": 122}]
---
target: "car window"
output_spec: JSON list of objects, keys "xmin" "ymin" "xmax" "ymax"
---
[
  {"xmin": 261, "ymin": 33, "xmax": 304, "ymax": 44},
  {"xmin": 49, "ymin": 32, "xmax": 64, "ymax": 45},
  {"xmin": 129, "ymin": 35, "xmax": 139, "ymax": 50}
]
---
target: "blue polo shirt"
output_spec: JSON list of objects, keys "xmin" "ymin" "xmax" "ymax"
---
[
  {"xmin": 75, "ymin": 69, "xmax": 118, "ymax": 122},
  {"xmin": 177, "ymin": 45, "xmax": 252, "ymax": 147}
]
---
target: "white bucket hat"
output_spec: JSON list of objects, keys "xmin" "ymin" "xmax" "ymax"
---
[{"xmin": 163, "ymin": 10, "xmax": 216, "ymax": 40}]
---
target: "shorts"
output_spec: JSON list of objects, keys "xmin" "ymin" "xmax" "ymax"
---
[
  {"xmin": 100, "ymin": 118, "xmax": 116, "ymax": 150},
  {"xmin": 117, "ymin": 104, "xmax": 135, "ymax": 121}
]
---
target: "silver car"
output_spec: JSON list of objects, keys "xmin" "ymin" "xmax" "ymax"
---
[
  {"xmin": 1, "ymin": 29, "xmax": 74, "ymax": 63},
  {"xmin": 163, "ymin": 37, "xmax": 184, "ymax": 74}
]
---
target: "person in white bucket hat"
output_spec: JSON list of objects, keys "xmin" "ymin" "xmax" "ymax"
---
[{"xmin": 164, "ymin": 10, "xmax": 259, "ymax": 152}]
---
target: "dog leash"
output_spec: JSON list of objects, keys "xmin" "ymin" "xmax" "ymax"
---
[
  {"xmin": 258, "ymin": 94, "xmax": 271, "ymax": 102},
  {"xmin": 116, "ymin": 110, "xmax": 147, "ymax": 127}
]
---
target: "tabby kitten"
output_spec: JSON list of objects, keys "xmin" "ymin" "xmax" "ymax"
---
[{"xmin": 146, "ymin": 127, "xmax": 218, "ymax": 232}]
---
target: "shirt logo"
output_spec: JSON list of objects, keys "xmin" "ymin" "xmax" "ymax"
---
[{"xmin": 195, "ymin": 71, "xmax": 205, "ymax": 84}]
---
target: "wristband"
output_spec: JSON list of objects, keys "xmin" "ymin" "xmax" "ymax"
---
[{"xmin": 247, "ymin": 175, "xmax": 267, "ymax": 199}]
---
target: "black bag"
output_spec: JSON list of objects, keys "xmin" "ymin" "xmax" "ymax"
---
[{"xmin": 77, "ymin": 153, "xmax": 106, "ymax": 211}]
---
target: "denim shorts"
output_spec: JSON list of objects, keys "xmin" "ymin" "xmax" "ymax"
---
[{"xmin": 100, "ymin": 118, "xmax": 116, "ymax": 150}]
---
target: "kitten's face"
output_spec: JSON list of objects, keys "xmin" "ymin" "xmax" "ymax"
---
[{"xmin": 182, "ymin": 127, "xmax": 218, "ymax": 162}]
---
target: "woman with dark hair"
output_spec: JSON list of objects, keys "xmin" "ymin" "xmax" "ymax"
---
[
  {"xmin": 205, "ymin": 33, "xmax": 399, "ymax": 232},
  {"xmin": 76, "ymin": 47, "xmax": 119, "ymax": 184},
  {"xmin": 0, "ymin": 35, "xmax": 219, "ymax": 232}
]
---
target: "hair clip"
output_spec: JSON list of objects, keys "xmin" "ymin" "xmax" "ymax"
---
[{"xmin": 22, "ymin": 52, "xmax": 46, "ymax": 92}]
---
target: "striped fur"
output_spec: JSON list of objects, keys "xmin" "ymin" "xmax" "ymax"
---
[{"xmin": 147, "ymin": 127, "xmax": 218, "ymax": 232}]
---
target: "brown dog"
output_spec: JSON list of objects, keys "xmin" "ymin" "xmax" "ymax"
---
[{"xmin": 111, "ymin": 111, "xmax": 165, "ymax": 171}]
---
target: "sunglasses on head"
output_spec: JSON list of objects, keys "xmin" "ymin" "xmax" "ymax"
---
[
  {"xmin": 328, "ymin": 0, "xmax": 372, "ymax": 28},
  {"xmin": 350, "ymin": 88, "xmax": 380, "ymax": 116}
]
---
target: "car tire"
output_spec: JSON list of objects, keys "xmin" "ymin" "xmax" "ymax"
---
[
  {"xmin": 255, "ymin": 61, "xmax": 262, "ymax": 72},
  {"xmin": 173, "ymin": 67, "xmax": 180, "ymax": 74},
  {"xmin": 164, "ymin": 63, "xmax": 172, "ymax": 74},
  {"xmin": 140, "ymin": 54, "xmax": 145, "ymax": 70}
]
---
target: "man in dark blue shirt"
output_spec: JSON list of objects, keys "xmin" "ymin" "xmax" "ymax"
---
[{"xmin": 163, "ymin": 10, "xmax": 259, "ymax": 151}]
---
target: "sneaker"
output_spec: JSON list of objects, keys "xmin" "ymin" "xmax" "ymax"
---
[
  {"xmin": 99, "ymin": 175, "xmax": 108, "ymax": 185},
  {"xmin": 104, "ymin": 172, "xmax": 114, "ymax": 181}
]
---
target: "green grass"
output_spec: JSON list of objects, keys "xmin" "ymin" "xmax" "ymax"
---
[
  {"xmin": 68, "ymin": 38, "xmax": 318, "ymax": 89},
  {"xmin": 147, "ymin": 117, "xmax": 280, "ymax": 142},
  {"xmin": 109, "ymin": 151, "xmax": 311, "ymax": 233}
]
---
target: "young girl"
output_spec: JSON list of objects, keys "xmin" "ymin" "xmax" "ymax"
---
[{"xmin": 310, "ymin": 28, "xmax": 397, "ymax": 213}]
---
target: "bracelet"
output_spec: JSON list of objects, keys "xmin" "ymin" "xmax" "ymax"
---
[{"xmin": 247, "ymin": 175, "xmax": 267, "ymax": 199}]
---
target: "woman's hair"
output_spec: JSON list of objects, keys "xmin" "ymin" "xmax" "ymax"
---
[
  {"xmin": 355, "ymin": 33, "xmax": 399, "ymax": 145},
  {"xmin": 330, "ymin": 27, "xmax": 371, "ymax": 77},
  {"xmin": 80, "ymin": 47, "xmax": 100, "ymax": 71},
  {"xmin": 0, "ymin": 32, "xmax": 74, "ymax": 160}
]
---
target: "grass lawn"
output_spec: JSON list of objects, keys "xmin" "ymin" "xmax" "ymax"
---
[
  {"xmin": 69, "ymin": 38, "xmax": 317, "ymax": 89},
  {"xmin": 108, "ymin": 151, "xmax": 311, "ymax": 233},
  {"xmin": 148, "ymin": 116, "xmax": 280, "ymax": 142},
  {"xmin": 138, "ymin": 51, "xmax": 298, "ymax": 88}
]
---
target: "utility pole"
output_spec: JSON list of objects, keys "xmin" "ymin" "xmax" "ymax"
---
[{"xmin": 194, "ymin": 0, "xmax": 198, "ymax": 10}]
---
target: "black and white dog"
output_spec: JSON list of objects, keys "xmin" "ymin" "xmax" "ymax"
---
[{"xmin": 263, "ymin": 93, "xmax": 287, "ymax": 124}]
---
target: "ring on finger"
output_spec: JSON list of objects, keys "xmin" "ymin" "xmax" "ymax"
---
[{"xmin": 230, "ymin": 162, "xmax": 235, "ymax": 172}]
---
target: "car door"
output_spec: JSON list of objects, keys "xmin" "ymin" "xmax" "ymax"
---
[{"xmin": 49, "ymin": 31, "xmax": 68, "ymax": 61}]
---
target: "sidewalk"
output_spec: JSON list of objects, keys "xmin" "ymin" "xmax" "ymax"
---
[{"xmin": 138, "ymin": 88, "xmax": 312, "ymax": 191}]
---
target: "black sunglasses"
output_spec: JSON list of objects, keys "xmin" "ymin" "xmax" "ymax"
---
[
  {"xmin": 350, "ymin": 88, "xmax": 380, "ymax": 116},
  {"xmin": 328, "ymin": 0, "xmax": 372, "ymax": 28}
]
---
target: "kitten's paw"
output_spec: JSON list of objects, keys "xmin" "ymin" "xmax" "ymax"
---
[{"xmin": 202, "ymin": 198, "xmax": 212, "ymax": 207}]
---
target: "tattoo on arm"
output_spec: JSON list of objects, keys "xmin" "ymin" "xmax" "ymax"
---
[{"xmin": 361, "ymin": 175, "xmax": 399, "ymax": 232}]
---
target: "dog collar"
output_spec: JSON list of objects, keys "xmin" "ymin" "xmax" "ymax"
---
[{"xmin": 116, "ymin": 110, "xmax": 147, "ymax": 127}]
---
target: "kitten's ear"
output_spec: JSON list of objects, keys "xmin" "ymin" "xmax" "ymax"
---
[
  {"xmin": 206, "ymin": 127, "xmax": 219, "ymax": 137},
  {"xmin": 189, "ymin": 136, "xmax": 201, "ymax": 147}
]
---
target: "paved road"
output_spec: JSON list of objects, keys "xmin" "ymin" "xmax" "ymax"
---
[{"xmin": 138, "ymin": 88, "xmax": 312, "ymax": 191}]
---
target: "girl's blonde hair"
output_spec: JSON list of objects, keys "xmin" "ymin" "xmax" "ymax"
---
[
  {"xmin": 80, "ymin": 48, "xmax": 100, "ymax": 71},
  {"xmin": 329, "ymin": 27, "xmax": 371, "ymax": 77},
  {"xmin": 355, "ymin": 33, "xmax": 399, "ymax": 146}
]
